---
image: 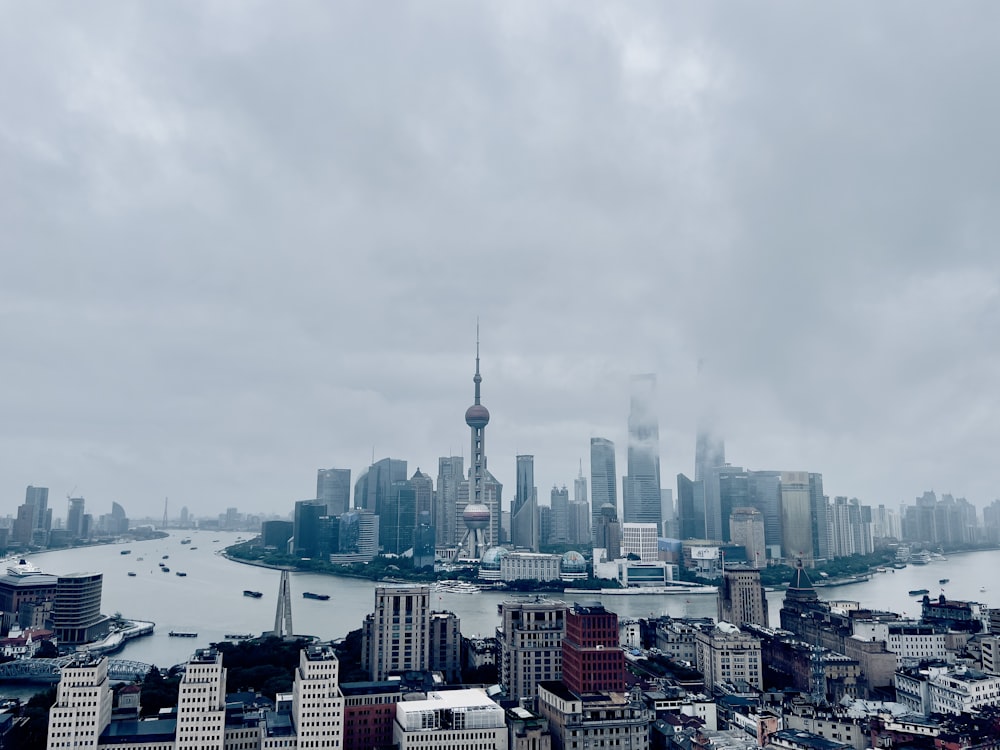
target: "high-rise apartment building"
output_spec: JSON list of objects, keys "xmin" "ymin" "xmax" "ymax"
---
[
  {"xmin": 317, "ymin": 467, "xmax": 352, "ymax": 517},
  {"xmin": 562, "ymin": 603, "xmax": 625, "ymax": 694},
  {"xmin": 590, "ymin": 437, "xmax": 617, "ymax": 539},
  {"xmin": 623, "ymin": 374, "xmax": 662, "ymax": 528},
  {"xmin": 718, "ymin": 565, "xmax": 769, "ymax": 628},
  {"xmin": 436, "ymin": 456, "xmax": 463, "ymax": 546},
  {"xmin": 498, "ymin": 598, "xmax": 568, "ymax": 702},
  {"xmin": 429, "ymin": 611, "xmax": 462, "ymax": 683},
  {"xmin": 511, "ymin": 455, "xmax": 538, "ymax": 551},
  {"xmin": 292, "ymin": 643, "xmax": 345, "ymax": 747},
  {"xmin": 176, "ymin": 648, "xmax": 227, "ymax": 749},
  {"xmin": 362, "ymin": 584, "xmax": 431, "ymax": 681},
  {"xmin": 45, "ymin": 653, "xmax": 113, "ymax": 750}
]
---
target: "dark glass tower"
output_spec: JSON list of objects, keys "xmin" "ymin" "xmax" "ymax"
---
[{"xmin": 589, "ymin": 437, "xmax": 617, "ymax": 539}]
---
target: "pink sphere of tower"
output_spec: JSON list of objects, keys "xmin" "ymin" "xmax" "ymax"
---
[{"xmin": 463, "ymin": 503, "xmax": 491, "ymax": 530}]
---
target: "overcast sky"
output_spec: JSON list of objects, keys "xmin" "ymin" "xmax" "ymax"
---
[{"xmin": 3, "ymin": 2, "xmax": 1000, "ymax": 523}]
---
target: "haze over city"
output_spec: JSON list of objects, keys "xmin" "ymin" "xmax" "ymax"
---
[{"xmin": 3, "ymin": 3, "xmax": 1000, "ymax": 519}]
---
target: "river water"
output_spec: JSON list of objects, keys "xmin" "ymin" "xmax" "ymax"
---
[{"xmin": 6, "ymin": 532, "xmax": 997, "ymax": 697}]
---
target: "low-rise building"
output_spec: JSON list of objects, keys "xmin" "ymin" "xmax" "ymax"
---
[
  {"xmin": 392, "ymin": 688, "xmax": 506, "ymax": 750},
  {"xmin": 694, "ymin": 623, "xmax": 763, "ymax": 692}
]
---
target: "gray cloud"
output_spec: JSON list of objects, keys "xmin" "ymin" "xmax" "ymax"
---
[{"xmin": 2, "ymin": 2, "xmax": 999, "ymax": 519}]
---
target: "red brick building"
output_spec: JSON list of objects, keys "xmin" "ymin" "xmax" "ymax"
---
[{"xmin": 561, "ymin": 603, "xmax": 624, "ymax": 693}]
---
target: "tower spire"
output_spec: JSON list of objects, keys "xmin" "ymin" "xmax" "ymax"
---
[{"xmin": 474, "ymin": 318, "xmax": 482, "ymax": 404}]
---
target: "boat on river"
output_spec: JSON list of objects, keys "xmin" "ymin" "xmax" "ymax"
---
[
  {"xmin": 127, "ymin": 572, "xmax": 136, "ymax": 577},
  {"xmin": 302, "ymin": 592, "xmax": 330, "ymax": 601},
  {"xmin": 243, "ymin": 590, "xmax": 263, "ymax": 598},
  {"xmin": 909, "ymin": 588, "xmax": 929, "ymax": 596},
  {"xmin": 169, "ymin": 631, "xmax": 197, "ymax": 638}
]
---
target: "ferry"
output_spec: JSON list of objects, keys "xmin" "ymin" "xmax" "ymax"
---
[
  {"xmin": 120, "ymin": 550, "xmax": 131, "ymax": 555},
  {"xmin": 161, "ymin": 567, "xmax": 170, "ymax": 573},
  {"xmin": 302, "ymin": 592, "xmax": 330, "ymax": 601},
  {"xmin": 176, "ymin": 571, "xmax": 187, "ymax": 577},
  {"xmin": 432, "ymin": 581, "xmax": 481, "ymax": 595},
  {"xmin": 910, "ymin": 550, "xmax": 932, "ymax": 565},
  {"xmin": 127, "ymin": 572, "xmax": 137, "ymax": 577},
  {"xmin": 939, "ymin": 578, "xmax": 949, "ymax": 584},
  {"xmin": 909, "ymin": 588, "xmax": 930, "ymax": 596},
  {"xmin": 243, "ymin": 590, "xmax": 263, "ymax": 599},
  {"xmin": 169, "ymin": 631, "xmax": 197, "ymax": 638},
  {"xmin": 162, "ymin": 555, "xmax": 169, "ymax": 560},
  {"xmin": 180, "ymin": 539, "xmax": 192, "ymax": 545},
  {"xmin": 225, "ymin": 633, "xmax": 254, "ymax": 641}
]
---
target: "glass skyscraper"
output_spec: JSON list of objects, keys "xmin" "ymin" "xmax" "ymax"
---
[{"xmin": 623, "ymin": 374, "xmax": 662, "ymax": 527}]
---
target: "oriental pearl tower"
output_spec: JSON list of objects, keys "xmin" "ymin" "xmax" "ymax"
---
[{"xmin": 459, "ymin": 330, "xmax": 492, "ymax": 560}]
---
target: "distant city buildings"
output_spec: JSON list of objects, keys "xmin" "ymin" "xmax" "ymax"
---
[{"xmin": 623, "ymin": 374, "xmax": 662, "ymax": 528}]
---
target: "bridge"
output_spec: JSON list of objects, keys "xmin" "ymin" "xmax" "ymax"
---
[{"xmin": 0, "ymin": 656, "xmax": 153, "ymax": 682}]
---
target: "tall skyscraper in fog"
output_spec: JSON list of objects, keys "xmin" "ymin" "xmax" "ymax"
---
[
  {"xmin": 511, "ymin": 455, "xmax": 538, "ymax": 551},
  {"xmin": 317, "ymin": 467, "xmax": 351, "ymax": 517},
  {"xmin": 623, "ymin": 374, "xmax": 661, "ymax": 527},
  {"xmin": 694, "ymin": 359, "xmax": 725, "ymax": 482},
  {"xmin": 590, "ymin": 438, "xmax": 617, "ymax": 539}
]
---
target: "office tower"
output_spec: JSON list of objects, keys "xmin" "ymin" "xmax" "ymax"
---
[
  {"xmin": 594, "ymin": 502, "xmax": 621, "ymax": 560},
  {"xmin": 809, "ymin": 473, "xmax": 831, "ymax": 561},
  {"xmin": 562, "ymin": 603, "xmax": 625, "ymax": 694},
  {"xmin": 12, "ymin": 502, "xmax": 36, "ymax": 546},
  {"xmin": 511, "ymin": 455, "xmax": 538, "ymax": 551},
  {"xmin": 46, "ymin": 653, "xmax": 113, "ymax": 750},
  {"xmin": 568, "ymin": 500, "xmax": 591, "ymax": 545},
  {"xmin": 412, "ymin": 511, "xmax": 435, "ymax": 569},
  {"xmin": 694, "ymin": 359, "xmax": 726, "ymax": 482},
  {"xmin": 429, "ymin": 611, "xmax": 462, "ymax": 683},
  {"xmin": 621, "ymin": 523, "xmax": 659, "ymax": 561},
  {"xmin": 292, "ymin": 644, "xmax": 345, "ymax": 748},
  {"xmin": 676, "ymin": 473, "xmax": 705, "ymax": 539},
  {"xmin": 25, "ymin": 485, "xmax": 50, "ymax": 537},
  {"xmin": 293, "ymin": 499, "xmax": 328, "ymax": 557},
  {"xmin": 713, "ymin": 466, "xmax": 749, "ymax": 542},
  {"xmin": 317, "ymin": 467, "xmax": 352, "ymax": 517},
  {"xmin": 66, "ymin": 497, "xmax": 85, "ymax": 539},
  {"xmin": 52, "ymin": 573, "xmax": 105, "ymax": 644},
  {"xmin": 718, "ymin": 566, "xmax": 769, "ymax": 628},
  {"xmin": 623, "ymin": 374, "xmax": 662, "ymax": 527},
  {"xmin": 380, "ymin": 480, "xmax": 417, "ymax": 555},
  {"xmin": 729, "ymin": 507, "xmax": 766, "ymax": 568},
  {"xmin": 362, "ymin": 584, "xmax": 431, "ymax": 680},
  {"xmin": 498, "ymin": 598, "xmax": 568, "ymax": 702},
  {"xmin": 457, "ymin": 335, "xmax": 502, "ymax": 558},
  {"xmin": 550, "ymin": 485, "xmax": 569, "ymax": 544},
  {"xmin": 574, "ymin": 461, "xmax": 588, "ymax": 505},
  {"xmin": 590, "ymin": 437, "xmax": 617, "ymax": 539},
  {"xmin": 262, "ymin": 520, "xmax": 294, "ymax": 550},
  {"xmin": 780, "ymin": 472, "xmax": 814, "ymax": 563},
  {"xmin": 747, "ymin": 470, "xmax": 783, "ymax": 549},
  {"xmin": 411, "ymin": 469, "xmax": 433, "ymax": 516},
  {"xmin": 354, "ymin": 458, "xmax": 408, "ymax": 515},
  {"xmin": 436, "ymin": 456, "xmax": 463, "ymax": 546},
  {"xmin": 176, "ymin": 648, "xmax": 227, "ymax": 749},
  {"xmin": 538, "ymin": 505, "xmax": 552, "ymax": 546},
  {"xmin": 334, "ymin": 509, "xmax": 379, "ymax": 562},
  {"xmin": 660, "ymin": 488, "xmax": 675, "ymax": 537}
]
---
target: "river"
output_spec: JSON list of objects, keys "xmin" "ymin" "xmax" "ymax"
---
[{"xmin": 4, "ymin": 532, "xmax": 996, "ymax": 698}]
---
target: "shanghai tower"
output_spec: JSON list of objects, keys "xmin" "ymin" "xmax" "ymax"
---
[{"xmin": 623, "ymin": 373, "xmax": 662, "ymax": 527}]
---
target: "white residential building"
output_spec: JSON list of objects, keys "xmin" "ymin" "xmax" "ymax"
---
[
  {"xmin": 362, "ymin": 584, "xmax": 432, "ymax": 680},
  {"xmin": 292, "ymin": 643, "xmax": 344, "ymax": 748},
  {"xmin": 176, "ymin": 648, "xmax": 227, "ymax": 749},
  {"xmin": 46, "ymin": 653, "xmax": 113, "ymax": 750},
  {"xmin": 393, "ymin": 688, "xmax": 507, "ymax": 750}
]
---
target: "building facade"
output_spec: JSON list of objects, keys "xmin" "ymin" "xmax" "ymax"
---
[
  {"xmin": 362, "ymin": 584, "xmax": 432, "ymax": 681},
  {"xmin": 498, "ymin": 598, "xmax": 568, "ymax": 703}
]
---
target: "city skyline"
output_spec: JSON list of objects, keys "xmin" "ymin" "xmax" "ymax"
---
[{"xmin": 4, "ymin": 5, "xmax": 1000, "ymax": 518}]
